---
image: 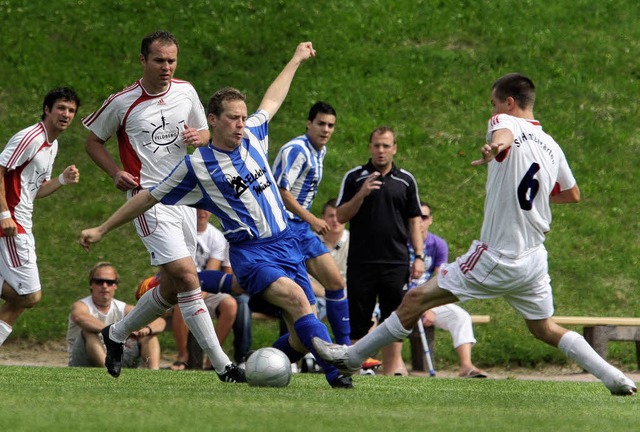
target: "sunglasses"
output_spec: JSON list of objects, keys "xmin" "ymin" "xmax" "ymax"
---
[
  {"xmin": 421, "ymin": 214, "xmax": 431, "ymax": 220},
  {"xmin": 91, "ymin": 278, "xmax": 118, "ymax": 286}
]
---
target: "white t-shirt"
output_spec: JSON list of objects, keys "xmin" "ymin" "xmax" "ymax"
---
[
  {"xmin": 481, "ymin": 114, "xmax": 576, "ymax": 257},
  {"xmin": 66, "ymin": 296, "xmax": 127, "ymax": 355},
  {"xmin": 82, "ymin": 79, "xmax": 208, "ymax": 188},
  {"xmin": 0, "ymin": 122, "xmax": 57, "ymax": 233},
  {"xmin": 196, "ymin": 223, "xmax": 230, "ymax": 271}
]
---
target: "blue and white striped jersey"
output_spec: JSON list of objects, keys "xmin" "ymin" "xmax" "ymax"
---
[
  {"xmin": 150, "ymin": 110, "xmax": 289, "ymax": 244},
  {"xmin": 272, "ymin": 134, "xmax": 326, "ymax": 221}
]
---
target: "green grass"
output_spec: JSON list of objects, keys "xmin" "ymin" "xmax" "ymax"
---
[
  {"xmin": 0, "ymin": 366, "xmax": 637, "ymax": 432},
  {"xmin": 1, "ymin": 0, "xmax": 640, "ymax": 370}
]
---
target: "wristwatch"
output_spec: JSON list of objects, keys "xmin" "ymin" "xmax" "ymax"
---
[{"xmin": 414, "ymin": 254, "xmax": 424, "ymax": 260}]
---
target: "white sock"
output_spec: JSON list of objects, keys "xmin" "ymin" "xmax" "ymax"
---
[
  {"xmin": 178, "ymin": 288, "xmax": 231, "ymax": 373},
  {"xmin": 350, "ymin": 312, "xmax": 411, "ymax": 369},
  {"xmin": 558, "ymin": 331, "xmax": 623, "ymax": 383},
  {"xmin": 0, "ymin": 320, "xmax": 12, "ymax": 346},
  {"xmin": 111, "ymin": 286, "xmax": 172, "ymax": 342}
]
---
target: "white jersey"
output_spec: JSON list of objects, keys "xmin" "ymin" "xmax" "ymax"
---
[
  {"xmin": 0, "ymin": 122, "xmax": 57, "ymax": 234},
  {"xmin": 196, "ymin": 223, "xmax": 230, "ymax": 271},
  {"xmin": 66, "ymin": 296, "xmax": 128, "ymax": 355},
  {"xmin": 82, "ymin": 79, "xmax": 208, "ymax": 189},
  {"xmin": 481, "ymin": 114, "xmax": 576, "ymax": 257}
]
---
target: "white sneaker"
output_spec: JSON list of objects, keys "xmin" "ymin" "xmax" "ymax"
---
[
  {"xmin": 312, "ymin": 337, "xmax": 359, "ymax": 375},
  {"xmin": 359, "ymin": 368, "xmax": 375, "ymax": 376},
  {"xmin": 606, "ymin": 374, "xmax": 637, "ymax": 396}
]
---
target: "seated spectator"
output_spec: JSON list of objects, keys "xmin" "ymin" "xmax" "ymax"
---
[
  {"xmin": 67, "ymin": 262, "xmax": 165, "ymax": 369},
  {"xmin": 408, "ymin": 202, "xmax": 486, "ymax": 378}
]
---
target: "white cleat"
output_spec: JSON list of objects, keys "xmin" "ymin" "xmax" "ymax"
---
[
  {"xmin": 312, "ymin": 337, "xmax": 359, "ymax": 376},
  {"xmin": 607, "ymin": 375, "xmax": 637, "ymax": 396}
]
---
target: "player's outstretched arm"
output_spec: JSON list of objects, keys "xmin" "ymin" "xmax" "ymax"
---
[
  {"xmin": 258, "ymin": 42, "xmax": 316, "ymax": 120},
  {"xmin": 472, "ymin": 129, "xmax": 513, "ymax": 166},
  {"xmin": 79, "ymin": 190, "xmax": 159, "ymax": 251}
]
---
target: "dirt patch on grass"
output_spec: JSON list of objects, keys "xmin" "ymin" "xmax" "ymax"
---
[{"xmin": 1, "ymin": 339, "xmax": 639, "ymax": 385}]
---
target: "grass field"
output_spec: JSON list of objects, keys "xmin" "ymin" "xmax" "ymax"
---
[
  {"xmin": 1, "ymin": 0, "xmax": 640, "ymax": 369},
  {"xmin": 0, "ymin": 366, "xmax": 637, "ymax": 432}
]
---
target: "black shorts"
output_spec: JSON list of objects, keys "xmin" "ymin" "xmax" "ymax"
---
[{"xmin": 346, "ymin": 263, "xmax": 409, "ymax": 339}]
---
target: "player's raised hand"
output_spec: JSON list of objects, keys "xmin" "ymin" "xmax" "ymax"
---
[
  {"xmin": 79, "ymin": 227, "xmax": 104, "ymax": 252},
  {"xmin": 293, "ymin": 41, "xmax": 316, "ymax": 64}
]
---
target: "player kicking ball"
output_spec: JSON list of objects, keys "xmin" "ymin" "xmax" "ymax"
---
[{"xmin": 314, "ymin": 73, "xmax": 636, "ymax": 396}]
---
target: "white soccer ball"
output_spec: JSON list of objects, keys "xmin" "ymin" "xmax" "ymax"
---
[{"xmin": 245, "ymin": 347, "xmax": 292, "ymax": 387}]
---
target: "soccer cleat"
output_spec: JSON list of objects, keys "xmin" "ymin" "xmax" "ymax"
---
[
  {"xmin": 300, "ymin": 352, "xmax": 322, "ymax": 373},
  {"xmin": 217, "ymin": 363, "xmax": 247, "ymax": 383},
  {"xmin": 361, "ymin": 357, "xmax": 382, "ymax": 370},
  {"xmin": 101, "ymin": 325, "xmax": 124, "ymax": 378},
  {"xmin": 311, "ymin": 337, "xmax": 359, "ymax": 376},
  {"xmin": 606, "ymin": 375, "xmax": 637, "ymax": 396},
  {"xmin": 359, "ymin": 368, "xmax": 375, "ymax": 376},
  {"xmin": 330, "ymin": 374, "xmax": 354, "ymax": 389}
]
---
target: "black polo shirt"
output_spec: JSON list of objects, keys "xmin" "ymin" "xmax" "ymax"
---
[{"xmin": 337, "ymin": 160, "xmax": 422, "ymax": 266}]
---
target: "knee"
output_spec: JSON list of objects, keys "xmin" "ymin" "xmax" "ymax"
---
[{"xmin": 19, "ymin": 291, "xmax": 42, "ymax": 309}]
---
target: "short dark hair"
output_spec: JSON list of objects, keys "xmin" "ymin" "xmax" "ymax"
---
[
  {"xmin": 206, "ymin": 87, "xmax": 246, "ymax": 117},
  {"xmin": 308, "ymin": 101, "xmax": 336, "ymax": 122},
  {"xmin": 88, "ymin": 262, "xmax": 119, "ymax": 286},
  {"xmin": 141, "ymin": 30, "xmax": 179, "ymax": 59},
  {"xmin": 322, "ymin": 198, "xmax": 338, "ymax": 214},
  {"xmin": 369, "ymin": 126, "xmax": 396, "ymax": 144},
  {"xmin": 492, "ymin": 73, "xmax": 536, "ymax": 110},
  {"xmin": 42, "ymin": 87, "xmax": 80, "ymax": 121}
]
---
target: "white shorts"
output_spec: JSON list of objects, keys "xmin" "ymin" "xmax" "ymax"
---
[
  {"xmin": 438, "ymin": 240, "xmax": 553, "ymax": 320},
  {"xmin": 68, "ymin": 334, "xmax": 140, "ymax": 367},
  {"xmin": 0, "ymin": 233, "xmax": 41, "ymax": 296},
  {"xmin": 204, "ymin": 293, "xmax": 232, "ymax": 320},
  {"xmin": 431, "ymin": 304, "xmax": 476, "ymax": 348},
  {"xmin": 128, "ymin": 192, "xmax": 197, "ymax": 266}
]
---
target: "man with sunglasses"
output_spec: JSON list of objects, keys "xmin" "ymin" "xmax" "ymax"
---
[{"xmin": 67, "ymin": 262, "xmax": 165, "ymax": 369}]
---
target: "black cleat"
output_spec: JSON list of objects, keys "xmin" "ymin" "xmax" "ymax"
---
[
  {"xmin": 101, "ymin": 325, "xmax": 124, "ymax": 378},
  {"xmin": 330, "ymin": 374, "xmax": 354, "ymax": 389},
  {"xmin": 217, "ymin": 364, "xmax": 247, "ymax": 383}
]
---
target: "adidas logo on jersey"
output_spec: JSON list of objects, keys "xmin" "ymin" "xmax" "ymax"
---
[{"xmin": 157, "ymin": 98, "xmax": 166, "ymax": 105}]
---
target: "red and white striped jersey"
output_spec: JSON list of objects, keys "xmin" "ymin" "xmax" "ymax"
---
[
  {"xmin": 82, "ymin": 79, "xmax": 208, "ymax": 188},
  {"xmin": 0, "ymin": 122, "xmax": 58, "ymax": 234},
  {"xmin": 481, "ymin": 114, "xmax": 576, "ymax": 257}
]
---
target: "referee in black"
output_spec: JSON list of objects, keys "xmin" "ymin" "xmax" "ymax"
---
[{"xmin": 336, "ymin": 126, "xmax": 424, "ymax": 376}]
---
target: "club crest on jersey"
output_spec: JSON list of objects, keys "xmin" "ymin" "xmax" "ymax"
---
[
  {"xmin": 225, "ymin": 174, "xmax": 249, "ymax": 199},
  {"xmin": 142, "ymin": 110, "xmax": 184, "ymax": 154}
]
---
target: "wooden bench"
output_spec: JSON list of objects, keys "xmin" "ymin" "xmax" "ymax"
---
[
  {"xmin": 552, "ymin": 316, "xmax": 640, "ymax": 369},
  {"xmin": 409, "ymin": 315, "xmax": 490, "ymax": 372}
]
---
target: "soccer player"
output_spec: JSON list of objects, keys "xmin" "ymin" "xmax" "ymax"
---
[
  {"xmin": 314, "ymin": 73, "xmax": 637, "ymax": 395},
  {"xmin": 0, "ymin": 87, "xmax": 81, "ymax": 346},
  {"xmin": 80, "ymin": 42, "xmax": 353, "ymax": 388},
  {"xmin": 272, "ymin": 102, "xmax": 351, "ymax": 346},
  {"xmin": 82, "ymin": 30, "xmax": 242, "ymax": 382}
]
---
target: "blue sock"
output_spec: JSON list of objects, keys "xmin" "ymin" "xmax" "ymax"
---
[
  {"xmin": 294, "ymin": 313, "xmax": 339, "ymax": 383},
  {"xmin": 198, "ymin": 270, "xmax": 232, "ymax": 294},
  {"xmin": 325, "ymin": 288, "xmax": 351, "ymax": 345},
  {"xmin": 272, "ymin": 334, "xmax": 305, "ymax": 363}
]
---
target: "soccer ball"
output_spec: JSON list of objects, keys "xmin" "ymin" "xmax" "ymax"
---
[{"xmin": 245, "ymin": 347, "xmax": 292, "ymax": 387}]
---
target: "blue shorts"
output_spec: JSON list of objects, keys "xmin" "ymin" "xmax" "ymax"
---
[
  {"xmin": 289, "ymin": 219, "xmax": 329, "ymax": 260},
  {"xmin": 229, "ymin": 229, "xmax": 316, "ymax": 317}
]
